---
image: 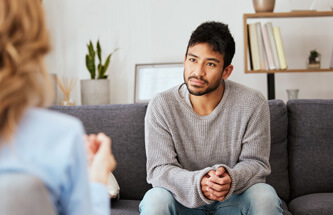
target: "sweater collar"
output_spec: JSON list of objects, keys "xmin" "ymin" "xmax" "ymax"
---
[{"xmin": 177, "ymin": 80, "xmax": 230, "ymax": 118}]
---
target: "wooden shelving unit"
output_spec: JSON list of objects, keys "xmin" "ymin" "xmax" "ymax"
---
[{"xmin": 243, "ymin": 11, "xmax": 333, "ymax": 98}]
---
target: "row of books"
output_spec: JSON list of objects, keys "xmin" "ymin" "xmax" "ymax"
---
[{"xmin": 247, "ymin": 22, "xmax": 288, "ymax": 71}]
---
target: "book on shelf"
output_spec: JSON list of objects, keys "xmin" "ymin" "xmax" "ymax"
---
[
  {"xmin": 261, "ymin": 23, "xmax": 276, "ymax": 70},
  {"xmin": 265, "ymin": 22, "xmax": 280, "ymax": 70},
  {"xmin": 273, "ymin": 27, "xmax": 288, "ymax": 70},
  {"xmin": 247, "ymin": 24, "xmax": 253, "ymax": 70},
  {"xmin": 248, "ymin": 23, "xmax": 261, "ymax": 71},
  {"xmin": 256, "ymin": 22, "xmax": 268, "ymax": 70}
]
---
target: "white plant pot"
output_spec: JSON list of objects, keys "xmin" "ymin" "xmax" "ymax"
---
[{"xmin": 81, "ymin": 79, "xmax": 110, "ymax": 105}]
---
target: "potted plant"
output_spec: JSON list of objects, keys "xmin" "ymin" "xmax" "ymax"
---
[
  {"xmin": 81, "ymin": 40, "xmax": 118, "ymax": 105},
  {"xmin": 307, "ymin": 49, "xmax": 321, "ymax": 69}
]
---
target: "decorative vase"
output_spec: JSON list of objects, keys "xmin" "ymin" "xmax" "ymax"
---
[
  {"xmin": 287, "ymin": 89, "xmax": 299, "ymax": 100},
  {"xmin": 60, "ymin": 95, "xmax": 75, "ymax": 106},
  {"xmin": 252, "ymin": 0, "xmax": 276, "ymax": 13},
  {"xmin": 81, "ymin": 79, "xmax": 110, "ymax": 105}
]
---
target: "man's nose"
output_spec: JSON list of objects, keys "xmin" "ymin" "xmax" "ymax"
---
[{"xmin": 193, "ymin": 63, "xmax": 205, "ymax": 77}]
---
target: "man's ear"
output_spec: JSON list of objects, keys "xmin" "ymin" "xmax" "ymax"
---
[
  {"xmin": 222, "ymin": 64, "xmax": 233, "ymax": 80},
  {"xmin": 183, "ymin": 54, "xmax": 187, "ymax": 65}
]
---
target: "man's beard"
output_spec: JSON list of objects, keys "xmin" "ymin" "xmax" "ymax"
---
[{"xmin": 184, "ymin": 72, "xmax": 222, "ymax": 96}]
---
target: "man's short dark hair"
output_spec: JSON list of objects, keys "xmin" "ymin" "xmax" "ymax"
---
[{"xmin": 186, "ymin": 21, "xmax": 235, "ymax": 70}]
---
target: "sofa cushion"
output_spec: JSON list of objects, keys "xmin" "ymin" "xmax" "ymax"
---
[
  {"xmin": 111, "ymin": 199, "xmax": 140, "ymax": 215},
  {"xmin": 287, "ymin": 100, "xmax": 333, "ymax": 199},
  {"xmin": 281, "ymin": 200, "xmax": 292, "ymax": 215},
  {"xmin": 50, "ymin": 104, "xmax": 152, "ymax": 200},
  {"xmin": 108, "ymin": 173, "xmax": 120, "ymax": 199},
  {"xmin": 288, "ymin": 193, "xmax": 333, "ymax": 215},
  {"xmin": 266, "ymin": 100, "xmax": 290, "ymax": 202}
]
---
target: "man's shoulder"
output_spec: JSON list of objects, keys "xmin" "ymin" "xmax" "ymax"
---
[
  {"xmin": 150, "ymin": 84, "xmax": 183, "ymax": 106},
  {"xmin": 227, "ymin": 80, "xmax": 266, "ymax": 103},
  {"xmin": 146, "ymin": 84, "xmax": 187, "ymax": 118}
]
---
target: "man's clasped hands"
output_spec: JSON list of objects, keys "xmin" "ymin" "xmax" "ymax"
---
[{"xmin": 201, "ymin": 167, "xmax": 231, "ymax": 201}]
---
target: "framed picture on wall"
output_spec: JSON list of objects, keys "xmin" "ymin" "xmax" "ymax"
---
[{"xmin": 134, "ymin": 63, "xmax": 184, "ymax": 103}]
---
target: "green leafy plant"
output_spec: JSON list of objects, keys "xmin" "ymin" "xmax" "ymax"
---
[
  {"xmin": 309, "ymin": 49, "xmax": 319, "ymax": 64},
  {"xmin": 85, "ymin": 40, "xmax": 118, "ymax": 79}
]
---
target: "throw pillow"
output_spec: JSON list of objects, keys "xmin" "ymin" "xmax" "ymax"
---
[{"xmin": 107, "ymin": 173, "xmax": 120, "ymax": 199}]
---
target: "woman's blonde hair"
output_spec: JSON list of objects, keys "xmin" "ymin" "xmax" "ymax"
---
[{"xmin": 0, "ymin": 0, "xmax": 53, "ymax": 142}]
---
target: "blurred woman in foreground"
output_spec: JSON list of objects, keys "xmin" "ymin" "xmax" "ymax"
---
[{"xmin": 0, "ymin": 0, "xmax": 116, "ymax": 214}]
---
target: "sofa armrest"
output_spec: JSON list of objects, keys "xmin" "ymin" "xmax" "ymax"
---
[{"xmin": 0, "ymin": 173, "xmax": 56, "ymax": 215}]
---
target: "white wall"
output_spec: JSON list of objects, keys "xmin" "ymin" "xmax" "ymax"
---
[{"xmin": 43, "ymin": 0, "xmax": 333, "ymax": 104}]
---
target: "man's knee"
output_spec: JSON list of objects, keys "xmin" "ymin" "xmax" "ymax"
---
[
  {"xmin": 245, "ymin": 183, "xmax": 281, "ymax": 211},
  {"xmin": 139, "ymin": 187, "xmax": 176, "ymax": 214}
]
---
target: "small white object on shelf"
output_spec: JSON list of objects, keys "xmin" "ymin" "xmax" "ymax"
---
[
  {"xmin": 289, "ymin": 0, "xmax": 319, "ymax": 11},
  {"xmin": 309, "ymin": 0, "xmax": 318, "ymax": 10}
]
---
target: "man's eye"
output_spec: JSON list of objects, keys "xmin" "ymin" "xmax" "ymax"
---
[
  {"xmin": 189, "ymin": 58, "xmax": 196, "ymax": 62},
  {"xmin": 207, "ymin": 62, "xmax": 216, "ymax": 67}
]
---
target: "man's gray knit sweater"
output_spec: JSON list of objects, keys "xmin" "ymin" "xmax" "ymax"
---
[{"xmin": 145, "ymin": 79, "xmax": 271, "ymax": 208}]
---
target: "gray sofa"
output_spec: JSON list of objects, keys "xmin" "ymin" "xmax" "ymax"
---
[{"xmin": 50, "ymin": 99, "xmax": 333, "ymax": 215}]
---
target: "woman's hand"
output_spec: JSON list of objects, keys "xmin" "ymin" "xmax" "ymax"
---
[{"xmin": 85, "ymin": 133, "xmax": 116, "ymax": 185}]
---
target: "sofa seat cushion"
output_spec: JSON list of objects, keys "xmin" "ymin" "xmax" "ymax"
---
[
  {"xmin": 288, "ymin": 193, "xmax": 333, "ymax": 215},
  {"xmin": 111, "ymin": 199, "xmax": 140, "ymax": 215},
  {"xmin": 281, "ymin": 200, "xmax": 292, "ymax": 215}
]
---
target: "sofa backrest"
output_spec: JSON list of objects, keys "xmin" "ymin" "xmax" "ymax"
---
[
  {"xmin": 266, "ymin": 100, "xmax": 290, "ymax": 202},
  {"xmin": 287, "ymin": 99, "xmax": 333, "ymax": 200},
  {"xmin": 51, "ymin": 104, "xmax": 151, "ymax": 200},
  {"xmin": 55, "ymin": 99, "xmax": 332, "ymax": 202}
]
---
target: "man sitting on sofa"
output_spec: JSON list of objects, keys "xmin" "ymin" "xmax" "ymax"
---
[{"xmin": 139, "ymin": 21, "xmax": 282, "ymax": 215}]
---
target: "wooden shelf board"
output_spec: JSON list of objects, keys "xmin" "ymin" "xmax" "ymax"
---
[
  {"xmin": 245, "ymin": 68, "xmax": 333, "ymax": 74},
  {"xmin": 244, "ymin": 11, "xmax": 333, "ymax": 18}
]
